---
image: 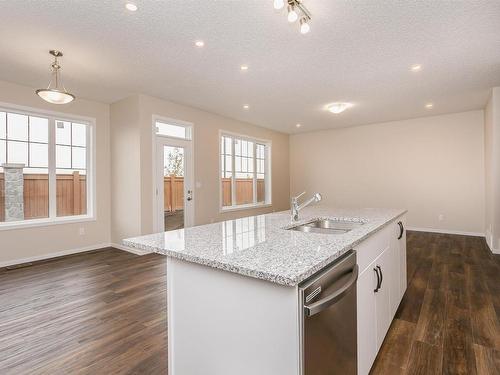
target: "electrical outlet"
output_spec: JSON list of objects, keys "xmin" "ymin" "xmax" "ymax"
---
[
  {"xmin": 438, "ymin": 214, "xmax": 444, "ymax": 222},
  {"xmin": 79, "ymin": 227, "xmax": 85, "ymax": 236}
]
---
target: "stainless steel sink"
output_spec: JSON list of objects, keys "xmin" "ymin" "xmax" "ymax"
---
[{"xmin": 287, "ymin": 218, "xmax": 365, "ymax": 234}]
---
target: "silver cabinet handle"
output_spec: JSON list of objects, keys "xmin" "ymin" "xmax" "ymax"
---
[{"xmin": 304, "ymin": 265, "xmax": 359, "ymax": 317}]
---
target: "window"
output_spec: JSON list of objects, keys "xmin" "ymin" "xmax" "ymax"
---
[
  {"xmin": 155, "ymin": 119, "xmax": 191, "ymax": 139},
  {"xmin": 0, "ymin": 108, "xmax": 93, "ymax": 226},
  {"xmin": 220, "ymin": 132, "xmax": 271, "ymax": 210}
]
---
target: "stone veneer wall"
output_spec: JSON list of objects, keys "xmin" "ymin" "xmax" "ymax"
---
[{"xmin": 2, "ymin": 163, "xmax": 24, "ymax": 222}]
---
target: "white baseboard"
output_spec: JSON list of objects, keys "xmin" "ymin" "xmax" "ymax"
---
[
  {"xmin": 111, "ymin": 242, "xmax": 151, "ymax": 256},
  {"xmin": 484, "ymin": 235, "xmax": 500, "ymax": 254},
  {"xmin": 0, "ymin": 242, "xmax": 110, "ymax": 268},
  {"xmin": 406, "ymin": 226, "xmax": 485, "ymax": 237}
]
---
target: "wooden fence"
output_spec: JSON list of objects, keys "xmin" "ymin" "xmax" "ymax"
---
[
  {"xmin": 164, "ymin": 176, "xmax": 264, "ymax": 212},
  {"xmin": 0, "ymin": 172, "xmax": 86, "ymax": 221}
]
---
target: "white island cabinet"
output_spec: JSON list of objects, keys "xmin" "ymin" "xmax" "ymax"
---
[
  {"xmin": 124, "ymin": 207, "xmax": 407, "ymax": 375},
  {"xmin": 356, "ymin": 216, "xmax": 407, "ymax": 375}
]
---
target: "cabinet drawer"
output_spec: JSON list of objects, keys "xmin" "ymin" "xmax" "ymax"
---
[{"xmin": 354, "ymin": 225, "xmax": 391, "ymax": 273}]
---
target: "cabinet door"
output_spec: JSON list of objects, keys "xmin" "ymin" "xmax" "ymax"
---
[
  {"xmin": 357, "ymin": 264, "xmax": 378, "ymax": 375},
  {"xmin": 390, "ymin": 221, "xmax": 401, "ymax": 316},
  {"xmin": 374, "ymin": 246, "xmax": 393, "ymax": 350},
  {"xmin": 398, "ymin": 218, "xmax": 407, "ymax": 299}
]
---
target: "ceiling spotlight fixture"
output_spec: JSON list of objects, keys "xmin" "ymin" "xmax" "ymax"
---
[
  {"xmin": 296, "ymin": 123, "xmax": 302, "ymax": 128},
  {"xmin": 125, "ymin": 2, "xmax": 138, "ymax": 11},
  {"xmin": 275, "ymin": 1, "xmax": 311, "ymax": 33},
  {"xmin": 35, "ymin": 50, "xmax": 75, "ymax": 105},
  {"xmin": 425, "ymin": 103, "xmax": 434, "ymax": 109},
  {"xmin": 195, "ymin": 40, "xmax": 205, "ymax": 47},
  {"xmin": 410, "ymin": 64, "xmax": 422, "ymax": 72},
  {"xmin": 300, "ymin": 17, "xmax": 310, "ymax": 34},
  {"xmin": 326, "ymin": 102, "xmax": 353, "ymax": 114},
  {"xmin": 243, "ymin": 104, "xmax": 250, "ymax": 110},
  {"xmin": 273, "ymin": 0, "xmax": 285, "ymax": 10},
  {"xmin": 240, "ymin": 65, "xmax": 249, "ymax": 71}
]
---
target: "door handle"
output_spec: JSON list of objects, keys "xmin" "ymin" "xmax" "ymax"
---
[
  {"xmin": 304, "ymin": 265, "xmax": 359, "ymax": 317},
  {"xmin": 374, "ymin": 267, "xmax": 381, "ymax": 292},
  {"xmin": 397, "ymin": 221, "xmax": 404, "ymax": 240}
]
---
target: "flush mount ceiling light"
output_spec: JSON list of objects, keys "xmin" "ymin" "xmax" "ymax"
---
[
  {"xmin": 326, "ymin": 102, "xmax": 353, "ymax": 114},
  {"xmin": 274, "ymin": 0, "xmax": 312, "ymax": 34},
  {"xmin": 296, "ymin": 123, "xmax": 302, "ymax": 128},
  {"xmin": 194, "ymin": 40, "xmax": 204, "ymax": 47},
  {"xmin": 425, "ymin": 103, "xmax": 434, "ymax": 109},
  {"xmin": 410, "ymin": 64, "xmax": 422, "ymax": 72},
  {"xmin": 243, "ymin": 104, "xmax": 250, "ymax": 110},
  {"xmin": 125, "ymin": 2, "xmax": 138, "ymax": 11},
  {"xmin": 35, "ymin": 50, "xmax": 75, "ymax": 105},
  {"xmin": 240, "ymin": 65, "xmax": 249, "ymax": 71}
]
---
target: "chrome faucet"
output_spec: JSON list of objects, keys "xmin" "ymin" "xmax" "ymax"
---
[{"xmin": 291, "ymin": 192, "xmax": 322, "ymax": 221}]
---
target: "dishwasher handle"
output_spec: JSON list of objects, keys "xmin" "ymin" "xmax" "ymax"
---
[{"xmin": 304, "ymin": 264, "xmax": 359, "ymax": 317}]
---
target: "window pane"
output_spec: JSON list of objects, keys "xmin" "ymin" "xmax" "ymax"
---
[
  {"xmin": 56, "ymin": 169, "xmax": 87, "ymax": 217},
  {"xmin": 0, "ymin": 140, "xmax": 5, "ymax": 164},
  {"xmin": 235, "ymin": 139, "xmax": 241, "ymax": 155},
  {"xmin": 72, "ymin": 123, "xmax": 87, "ymax": 147},
  {"xmin": 0, "ymin": 112, "xmax": 6, "ymax": 139},
  {"xmin": 7, "ymin": 113, "xmax": 28, "ymax": 141},
  {"xmin": 29, "ymin": 143, "xmax": 48, "ymax": 168},
  {"xmin": 0, "ymin": 164, "xmax": 49, "ymax": 222},
  {"xmin": 248, "ymin": 141, "xmax": 254, "ymax": 157},
  {"xmin": 56, "ymin": 145, "xmax": 71, "ymax": 168},
  {"xmin": 225, "ymin": 137, "xmax": 232, "ymax": 154},
  {"xmin": 155, "ymin": 121, "xmax": 187, "ymax": 139},
  {"xmin": 257, "ymin": 176, "xmax": 265, "ymax": 203},
  {"xmin": 222, "ymin": 176, "xmax": 232, "ymax": 207},
  {"xmin": 29, "ymin": 116, "xmax": 48, "ymax": 143},
  {"xmin": 236, "ymin": 176, "xmax": 253, "ymax": 205},
  {"xmin": 7, "ymin": 141, "xmax": 28, "ymax": 164},
  {"xmin": 56, "ymin": 121, "xmax": 71, "ymax": 145},
  {"xmin": 72, "ymin": 147, "xmax": 86, "ymax": 169}
]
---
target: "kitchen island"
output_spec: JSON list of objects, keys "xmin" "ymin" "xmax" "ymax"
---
[{"xmin": 124, "ymin": 206, "xmax": 407, "ymax": 375}]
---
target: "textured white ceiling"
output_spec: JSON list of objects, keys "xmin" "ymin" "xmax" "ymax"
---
[{"xmin": 0, "ymin": 1, "xmax": 499, "ymax": 133}]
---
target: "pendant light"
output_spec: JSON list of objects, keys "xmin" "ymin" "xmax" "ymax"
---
[{"xmin": 35, "ymin": 50, "xmax": 75, "ymax": 105}]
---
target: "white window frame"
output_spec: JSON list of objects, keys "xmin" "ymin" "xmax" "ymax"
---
[
  {"xmin": 0, "ymin": 102, "xmax": 96, "ymax": 231},
  {"xmin": 219, "ymin": 130, "xmax": 272, "ymax": 213}
]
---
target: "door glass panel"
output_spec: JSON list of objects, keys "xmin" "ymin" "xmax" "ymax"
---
[{"xmin": 163, "ymin": 146, "xmax": 185, "ymax": 231}]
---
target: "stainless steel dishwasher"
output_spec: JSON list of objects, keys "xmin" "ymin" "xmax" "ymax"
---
[{"xmin": 299, "ymin": 250, "xmax": 358, "ymax": 375}]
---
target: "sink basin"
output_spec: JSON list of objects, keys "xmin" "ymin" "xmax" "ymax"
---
[{"xmin": 287, "ymin": 218, "xmax": 365, "ymax": 234}]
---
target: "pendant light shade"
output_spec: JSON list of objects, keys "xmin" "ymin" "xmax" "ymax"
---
[{"xmin": 35, "ymin": 50, "xmax": 75, "ymax": 105}]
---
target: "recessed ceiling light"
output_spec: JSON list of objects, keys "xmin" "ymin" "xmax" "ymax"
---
[
  {"xmin": 410, "ymin": 64, "xmax": 422, "ymax": 72},
  {"xmin": 195, "ymin": 40, "xmax": 205, "ymax": 48},
  {"xmin": 240, "ymin": 65, "xmax": 249, "ymax": 71},
  {"xmin": 326, "ymin": 102, "xmax": 353, "ymax": 114},
  {"xmin": 296, "ymin": 123, "xmax": 301, "ymax": 128},
  {"xmin": 243, "ymin": 104, "xmax": 249, "ymax": 110},
  {"xmin": 125, "ymin": 2, "xmax": 138, "ymax": 11},
  {"xmin": 425, "ymin": 103, "xmax": 434, "ymax": 109}
]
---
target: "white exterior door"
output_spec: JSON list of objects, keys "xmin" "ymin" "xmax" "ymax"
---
[{"xmin": 155, "ymin": 137, "xmax": 194, "ymax": 232}]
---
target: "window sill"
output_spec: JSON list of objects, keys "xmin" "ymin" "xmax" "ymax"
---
[
  {"xmin": 220, "ymin": 202, "xmax": 272, "ymax": 213},
  {"xmin": 0, "ymin": 215, "xmax": 96, "ymax": 231}
]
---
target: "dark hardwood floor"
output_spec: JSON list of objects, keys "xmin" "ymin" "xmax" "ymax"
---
[
  {"xmin": 0, "ymin": 231, "xmax": 499, "ymax": 374},
  {"xmin": 371, "ymin": 231, "xmax": 500, "ymax": 375}
]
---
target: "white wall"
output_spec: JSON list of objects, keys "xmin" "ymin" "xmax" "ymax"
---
[
  {"xmin": 290, "ymin": 111, "xmax": 485, "ymax": 235},
  {"xmin": 0, "ymin": 80, "xmax": 111, "ymax": 266},
  {"xmin": 484, "ymin": 88, "xmax": 500, "ymax": 253},
  {"xmin": 110, "ymin": 94, "xmax": 290, "ymax": 244}
]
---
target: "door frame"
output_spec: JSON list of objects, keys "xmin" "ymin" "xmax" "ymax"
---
[{"xmin": 152, "ymin": 115, "xmax": 195, "ymax": 232}]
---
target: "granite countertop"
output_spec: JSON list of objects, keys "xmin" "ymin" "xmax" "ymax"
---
[{"xmin": 123, "ymin": 206, "xmax": 406, "ymax": 287}]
